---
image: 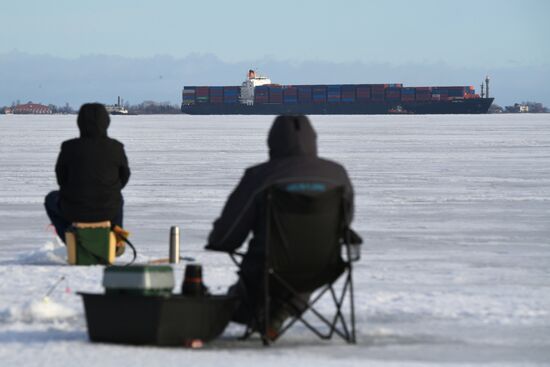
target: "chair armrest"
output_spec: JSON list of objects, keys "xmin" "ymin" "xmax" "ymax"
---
[
  {"xmin": 229, "ymin": 251, "xmax": 246, "ymax": 267},
  {"xmin": 348, "ymin": 244, "xmax": 361, "ymax": 262},
  {"xmin": 347, "ymin": 228, "xmax": 363, "ymax": 245}
]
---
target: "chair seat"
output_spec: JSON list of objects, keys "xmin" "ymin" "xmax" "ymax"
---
[{"xmin": 273, "ymin": 261, "xmax": 346, "ymax": 293}]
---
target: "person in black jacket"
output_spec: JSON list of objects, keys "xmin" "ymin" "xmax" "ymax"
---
[
  {"xmin": 44, "ymin": 103, "xmax": 130, "ymax": 241},
  {"xmin": 205, "ymin": 115, "xmax": 356, "ymax": 331}
]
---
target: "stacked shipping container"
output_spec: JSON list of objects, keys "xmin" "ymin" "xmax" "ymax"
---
[
  {"xmin": 341, "ymin": 85, "xmax": 355, "ymax": 103},
  {"xmin": 223, "ymin": 87, "xmax": 240, "ymax": 103},
  {"xmin": 385, "ymin": 85, "xmax": 401, "ymax": 101},
  {"xmin": 254, "ymin": 86, "xmax": 269, "ymax": 104},
  {"xmin": 298, "ymin": 86, "xmax": 312, "ymax": 103},
  {"xmin": 182, "ymin": 87, "xmax": 195, "ymax": 105},
  {"xmin": 415, "ymin": 87, "xmax": 432, "ymax": 101},
  {"xmin": 210, "ymin": 87, "xmax": 223, "ymax": 104},
  {"xmin": 371, "ymin": 85, "xmax": 386, "ymax": 101},
  {"xmin": 283, "ymin": 87, "xmax": 298, "ymax": 104},
  {"xmin": 401, "ymin": 87, "xmax": 415, "ymax": 102},
  {"xmin": 327, "ymin": 85, "xmax": 341, "ymax": 103},
  {"xmin": 269, "ymin": 86, "xmax": 283, "ymax": 103},
  {"xmin": 185, "ymin": 83, "xmax": 475, "ymax": 106},
  {"xmin": 356, "ymin": 85, "xmax": 371, "ymax": 102},
  {"xmin": 196, "ymin": 87, "xmax": 209, "ymax": 103},
  {"xmin": 431, "ymin": 88, "xmax": 448, "ymax": 101},
  {"xmin": 312, "ymin": 86, "xmax": 327, "ymax": 104}
]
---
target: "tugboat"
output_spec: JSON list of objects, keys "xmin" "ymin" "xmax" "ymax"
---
[{"xmin": 105, "ymin": 96, "xmax": 129, "ymax": 115}]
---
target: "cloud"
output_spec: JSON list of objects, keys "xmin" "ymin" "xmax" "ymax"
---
[{"xmin": 0, "ymin": 51, "xmax": 549, "ymax": 107}]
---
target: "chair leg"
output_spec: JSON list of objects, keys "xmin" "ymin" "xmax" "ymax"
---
[
  {"xmin": 329, "ymin": 271, "xmax": 356, "ymax": 343},
  {"xmin": 349, "ymin": 283, "xmax": 356, "ymax": 343},
  {"xmin": 268, "ymin": 271, "xmax": 356, "ymax": 343},
  {"xmin": 239, "ymin": 326, "xmax": 254, "ymax": 340}
]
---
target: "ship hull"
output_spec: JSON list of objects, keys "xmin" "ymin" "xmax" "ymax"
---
[{"xmin": 181, "ymin": 98, "xmax": 494, "ymax": 115}]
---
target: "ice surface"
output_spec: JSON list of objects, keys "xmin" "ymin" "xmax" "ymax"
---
[
  {"xmin": 1, "ymin": 298, "xmax": 78, "ymax": 324},
  {"xmin": 14, "ymin": 237, "xmax": 67, "ymax": 265},
  {"xmin": 0, "ymin": 114, "xmax": 549, "ymax": 366}
]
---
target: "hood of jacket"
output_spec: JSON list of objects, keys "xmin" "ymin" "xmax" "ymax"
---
[
  {"xmin": 77, "ymin": 103, "xmax": 110, "ymax": 138},
  {"xmin": 268, "ymin": 115, "xmax": 317, "ymax": 159}
]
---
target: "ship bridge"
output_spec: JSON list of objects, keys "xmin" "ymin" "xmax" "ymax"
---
[{"xmin": 240, "ymin": 70, "xmax": 271, "ymax": 105}]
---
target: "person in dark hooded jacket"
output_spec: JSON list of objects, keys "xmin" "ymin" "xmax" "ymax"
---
[
  {"xmin": 44, "ymin": 103, "xmax": 130, "ymax": 241},
  {"xmin": 205, "ymin": 115, "xmax": 356, "ymax": 330}
]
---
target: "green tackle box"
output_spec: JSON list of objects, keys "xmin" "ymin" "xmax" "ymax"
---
[
  {"xmin": 66, "ymin": 221, "xmax": 116, "ymax": 265},
  {"xmin": 103, "ymin": 265, "xmax": 175, "ymax": 296}
]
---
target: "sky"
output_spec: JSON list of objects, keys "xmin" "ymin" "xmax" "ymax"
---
[{"xmin": 1, "ymin": 0, "xmax": 549, "ymax": 106}]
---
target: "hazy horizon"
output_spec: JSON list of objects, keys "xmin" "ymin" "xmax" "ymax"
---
[{"xmin": 1, "ymin": 50, "xmax": 549, "ymax": 108}]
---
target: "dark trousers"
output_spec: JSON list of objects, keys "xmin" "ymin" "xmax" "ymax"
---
[
  {"xmin": 229, "ymin": 277, "xmax": 311, "ymax": 326},
  {"xmin": 44, "ymin": 191, "xmax": 124, "ymax": 243}
]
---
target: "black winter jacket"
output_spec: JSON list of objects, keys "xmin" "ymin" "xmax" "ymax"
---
[
  {"xmin": 56, "ymin": 104, "xmax": 130, "ymax": 222},
  {"xmin": 206, "ymin": 116, "xmax": 354, "ymax": 280}
]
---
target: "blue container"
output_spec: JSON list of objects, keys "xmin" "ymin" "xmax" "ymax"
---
[{"xmin": 447, "ymin": 89, "xmax": 464, "ymax": 97}]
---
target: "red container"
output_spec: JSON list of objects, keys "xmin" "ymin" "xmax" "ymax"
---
[
  {"xmin": 269, "ymin": 87, "xmax": 283, "ymax": 103},
  {"xmin": 283, "ymin": 87, "xmax": 298, "ymax": 96},
  {"xmin": 196, "ymin": 87, "xmax": 209, "ymax": 96}
]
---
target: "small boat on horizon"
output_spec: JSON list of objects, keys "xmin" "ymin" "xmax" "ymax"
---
[{"xmin": 106, "ymin": 96, "xmax": 129, "ymax": 115}]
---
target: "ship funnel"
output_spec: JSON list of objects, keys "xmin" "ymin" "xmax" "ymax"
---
[{"xmin": 485, "ymin": 75, "xmax": 490, "ymax": 98}]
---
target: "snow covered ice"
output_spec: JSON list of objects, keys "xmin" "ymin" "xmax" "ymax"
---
[{"xmin": 0, "ymin": 114, "xmax": 549, "ymax": 366}]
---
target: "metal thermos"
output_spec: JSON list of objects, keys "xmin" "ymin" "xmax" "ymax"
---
[{"xmin": 169, "ymin": 226, "xmax": 180, "ymax": 264}]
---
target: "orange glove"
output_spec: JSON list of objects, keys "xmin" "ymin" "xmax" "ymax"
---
[{"xmin": 112, "ymin": 225, "xmax": 130, "ymax": 256}]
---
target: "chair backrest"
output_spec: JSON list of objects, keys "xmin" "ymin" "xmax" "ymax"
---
[{"xmin": 265, "ymin": 185, "xmax": 346, "ymax": 292}]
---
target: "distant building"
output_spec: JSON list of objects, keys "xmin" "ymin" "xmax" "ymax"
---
[
  {"xmin": 13, "ymin": 102, "xmax": 52, "ymax": 114},
  {"xmin": 505, "ymin": 103, "xmax": 531, "ymax": 113},
  {"xmin": 518, "ymin": 104, "xmax": 529, "ymax": 113},
  {"xmin": 3, "ymin": 107, "xmax": 13, "ymax": 114}
]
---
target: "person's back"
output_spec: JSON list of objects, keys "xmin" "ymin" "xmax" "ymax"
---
[
  {"xmin": 45, "ymin": 103, "xmax": 130, "ymax": 240},
  {"xmin": 205, "ymin": 115, "xmax": 355, "ymax": 327}
]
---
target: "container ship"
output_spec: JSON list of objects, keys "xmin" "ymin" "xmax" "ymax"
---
[{"xmin": 181, "ymin": 70, "xmax": 493, "ymax": 115}]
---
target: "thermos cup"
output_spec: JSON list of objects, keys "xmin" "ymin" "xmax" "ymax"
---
[{"xmin": 181, "ymin": 264, "xmax": 206, "ymax": 296}]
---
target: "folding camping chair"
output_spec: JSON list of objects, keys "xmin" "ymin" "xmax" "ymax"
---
[{"xmin": 230, "ymin": 185, "xmax": 359, "ymax": 345}]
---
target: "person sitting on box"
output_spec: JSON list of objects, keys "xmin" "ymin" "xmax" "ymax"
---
[{"xmin": 44, "ymin": 103, "xmax": 131, "ymax": 254}]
